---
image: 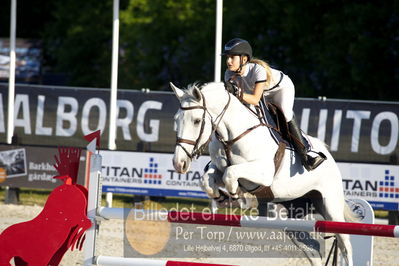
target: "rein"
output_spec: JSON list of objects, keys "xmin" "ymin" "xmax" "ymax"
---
[
  {"xmin": 215, "ymin": 123, "xmax": 272, "ymax": 166},
  {"xmin": 214, "ymin": 94, "xmax": 277, "ymax": 166}
]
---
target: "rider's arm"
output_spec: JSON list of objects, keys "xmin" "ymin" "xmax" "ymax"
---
[{"xmin": 242, "ymin": 81, "xmax": 266, "ymax": 105}]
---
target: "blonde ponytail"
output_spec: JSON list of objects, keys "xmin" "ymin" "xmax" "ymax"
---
[{"xmin": 250, "ymin": 57, "xmax": 273, "ymax": 89}]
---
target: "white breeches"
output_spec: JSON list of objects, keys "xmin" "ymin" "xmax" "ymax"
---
[{"xmin": 264, "ymin": 75, "xmax": 295, "ymax": 122}]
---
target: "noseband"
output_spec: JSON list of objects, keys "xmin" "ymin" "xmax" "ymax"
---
[{"xmin": 176, "ymin": 91, "xmax": 231, "ymax": 160}]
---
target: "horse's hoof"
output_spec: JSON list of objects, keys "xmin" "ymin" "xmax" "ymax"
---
[
  {"xmin": 214, "ymin": 194, "xmax": 226, "ymax": 203},
  {"xmin": 230, "ymin": 193, "xmax": 239, "ymax": 200}
]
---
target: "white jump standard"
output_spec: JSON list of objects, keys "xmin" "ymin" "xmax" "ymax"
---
[{"xmin": 83, "ymin": 138, "xmax": 234, "ymax": 266}]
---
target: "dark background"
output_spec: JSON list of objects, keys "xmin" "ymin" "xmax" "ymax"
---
[{"xmin": 1, "ymin": 0, "xmax": 398, "ymax": 100}]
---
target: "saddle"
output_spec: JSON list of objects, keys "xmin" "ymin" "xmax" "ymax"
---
[
  {"xmin": 263, "ymin": 102, "xmax": 290, "ymax": 143},
  {"xmin": 255, "ymin": 101, "xmax": 310, "ymax": 177},
  {"xmin": 261, "ymin": 101, "xmax": 311, "ymax": 148}
]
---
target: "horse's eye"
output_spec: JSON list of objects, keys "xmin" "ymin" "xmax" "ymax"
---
[{"xmin": 194, "ymin": 119, "xmax": 201, "ymax": 125}]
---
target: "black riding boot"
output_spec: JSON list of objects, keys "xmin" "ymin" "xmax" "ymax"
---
[{"xmin": 288, "ymin": 119, "xmax": 326, "ymax": 171}]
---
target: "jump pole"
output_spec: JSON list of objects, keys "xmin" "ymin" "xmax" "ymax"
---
[{"xmin": 96, "ymin": 256, "xmax": 233, "ymax": 266}]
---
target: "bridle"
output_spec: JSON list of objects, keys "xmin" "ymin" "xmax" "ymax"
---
[
  {"xmin": 175, "ymin": 90, "xmax": 231, "ymax": 160},
  {"xmin": 176, "ymin": 88, "xmax": 274, "ymax": 165}
]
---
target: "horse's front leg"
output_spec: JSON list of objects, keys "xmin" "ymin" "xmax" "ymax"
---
[
  {"xmin": 200, "ymin": 162, "xmax": 224, "ymax": 200},
  {"xmin": 223, "ymin": 160, "xmax": 274, "ymax": 199}
]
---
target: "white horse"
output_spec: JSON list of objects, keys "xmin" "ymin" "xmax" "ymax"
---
[{"xmin": 171, "ymin": 82, "xmax": 357, "ymax": 265}]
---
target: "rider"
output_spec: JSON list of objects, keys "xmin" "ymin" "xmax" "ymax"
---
[{"xmin": 223, "ymin": 37, "xmax": 325, "ymax": 171}]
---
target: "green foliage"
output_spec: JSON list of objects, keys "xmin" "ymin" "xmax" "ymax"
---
[
  {"xmin": 43, "ymin": 0, "xmax": 113, "ymax": 87},
  {"xmin": 118, "ymin": 0, "xmax": 216, "ymax": 90},
  {"xmin": 3, "ymin": 0, "xmax": 398, "ymax": 100},
  {"xmin": 223, "ymin": 0, "xmax": 399, "ymax": 100}
]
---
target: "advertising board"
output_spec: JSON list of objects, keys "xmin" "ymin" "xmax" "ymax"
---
[
  {"xmin": 0, "ymin": 144, "xmax": 86, "ymax": 189},
  {"xmin": 340, "ymin": 163, "xmax": 399, "ymax": 210},
  {"xmin": 0, "ymin": 84, "xmax": 398, "ymax": 164},
  {"xmin": 99, "ymin": 150, "xmax": 399, "ymax": 210},
  {"xmin": 100, "ymin": 150, "xmax": 208, "ymax": 198}
]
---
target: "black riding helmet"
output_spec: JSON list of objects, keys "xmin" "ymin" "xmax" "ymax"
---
[{"xmin": 223, "ymin": 38, "xmax": 252, "ymax": 60}]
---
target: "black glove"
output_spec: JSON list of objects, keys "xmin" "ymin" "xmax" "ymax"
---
[
  {"xmin": 225, "ymin": 79, "xmax": 243, "ymax": 100},
  {"xmin": 224, "ymin": 79, "xmax": 235, "ymax": 94}
]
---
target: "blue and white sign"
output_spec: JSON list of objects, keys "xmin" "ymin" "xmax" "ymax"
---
[
  {"xmin": 338, "ymin": 162, "xmax": 399, "ymax": 210},
  {"xmin": 100, "ymin": 150, "xmax": 210, "ymax": 198}
]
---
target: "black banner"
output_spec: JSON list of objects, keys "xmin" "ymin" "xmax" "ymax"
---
[
  {"xmin": 0, "ymin": 84, "xmax": 178, "ymax": 152},
  {"xmin": 294, "ymin": 98, "xmax": 399, "ymax": 164},
  {"xmin": 0, "ymin": 83, "xmax": 398, "ymax": 164}
]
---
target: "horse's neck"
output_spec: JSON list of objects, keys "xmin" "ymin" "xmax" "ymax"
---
[{"xmin": 205, "ymin": 90, "xmax": 261, "ymax": 140}]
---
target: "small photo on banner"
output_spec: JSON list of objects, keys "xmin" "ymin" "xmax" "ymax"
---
[
  {"xmin": 0, "ymin": 148, "xmax": 27, "ymax": 178},
  {"xmin": 144, "ymin": 157, "xmax": 162, "ymax": 185}
]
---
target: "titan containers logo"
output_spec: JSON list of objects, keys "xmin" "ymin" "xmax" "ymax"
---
[
  {"xmin": 343, "ymin": 169, "xmax": 398, "ymax": 199},
  {"xmin": 143, "ymin": 157, "xmax": 162, "ymax": 185},
  {"xmin": 379, "ymin": 170, "xmax": 399, "ymax": 199}
]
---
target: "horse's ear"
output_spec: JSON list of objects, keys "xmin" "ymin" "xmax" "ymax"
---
[
  {"xmin": 192, "ymin": 86, "xmax": 202, "ymax": 102},
  {"xmin": 170, "ymin": 82, "xmax": 185, "ymax": 101}
]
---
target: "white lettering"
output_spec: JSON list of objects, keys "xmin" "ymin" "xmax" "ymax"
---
[
  {"xmin": 300, "ymin": 108, "xmax": 310, "ymax": 134},
  {"xmin": 371, "ymin": 112, "xmax": 398, "ymax": 155},
  {"xmin": 317, "ymin": 109, "xmax": 328, "ymax": 141},
  {"xmin": 346, "ymin": 110, "xmax": 371, "ymax": 152},
  {"xmin": 14, "ymin": 94, "xmax": 31, "ymax": 134},
  {"xmin": 0, "ymin": 94, "xmax": 4, "ymax": 133},
  {"xmin": 330, "ymin": 110, "xmax": 342, "ymax": 151},
  {"xmin": 137, "ymin": 101, "xmax": 162, "ymax": 142},
  {"xmin": 266, "ymin": 202, "xmax": 278, "ymax": 220},
  {"xmin": 35, "ymin": 95, "xmax": 52, "ymax": 135},
  {"xmin": 116, "ymin": 100, "xmax": 134, "ymax": 140},
  {"xmin": 81, "ymin": 98, "xmax": 106, "ymax": 135},
  {"xmin": 56, "ymin": 96, "xmax": 78, "ymax": 136}
]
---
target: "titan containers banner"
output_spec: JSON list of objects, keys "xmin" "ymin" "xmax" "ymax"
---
[
  {"xmin": 339, "ymin": 163, "xmax": 399, "ymax": 210},
  {"xmin": 0, "ymin": 84, "xmax": 398, "ymax": 164},
  {"xmin": 99, "ymin": 150, "xmax": 399, "ymax": 210},
  {"xmin": 99, "ymin": 150, "xmax": 209, "ymax": 198},
  {"xmin": 0, "ymin": 141, "xmax": 398, "ymax": 209}
]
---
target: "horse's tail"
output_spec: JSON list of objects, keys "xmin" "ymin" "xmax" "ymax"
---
[{"xmin": 344, "ymin": 201, "xmax": 362, "ymax": 222}]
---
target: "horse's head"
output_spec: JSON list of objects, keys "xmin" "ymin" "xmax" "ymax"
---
[{"xmin": 171, "ymin": 82, "xmax": 214, "ymax": 173}]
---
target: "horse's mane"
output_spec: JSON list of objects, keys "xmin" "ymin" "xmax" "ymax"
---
[
  {"xmin": 185, "ymin": 82, "xmax": 202, "ymax": 94},
  {"xmin": 183, "ymin": 82, "xmax": 224, "ymax": 102},
  {"xmin": 179, "ymin": 82, "xmax": 202, "ymax": 102}
]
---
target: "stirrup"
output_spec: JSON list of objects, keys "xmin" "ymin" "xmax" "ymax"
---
[{"xmin": 304, "ymin": 152, "xmax": 326, "ymax": 171}]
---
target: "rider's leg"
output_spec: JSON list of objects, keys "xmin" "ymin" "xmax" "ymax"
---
[{"xmin": 288, "ymin": 118, "xmax": 326, "ymax": 171}]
